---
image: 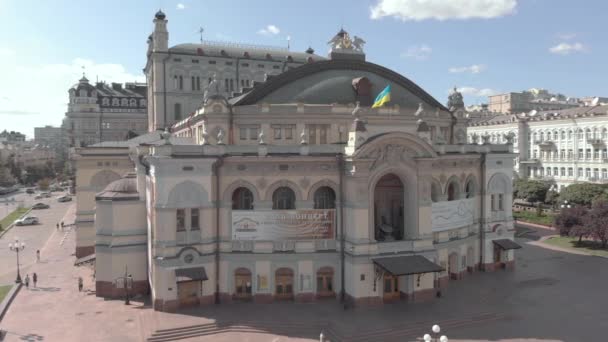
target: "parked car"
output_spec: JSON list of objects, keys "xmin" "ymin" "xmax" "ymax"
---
[
  {"xmin": 32, "ymin": 203, "xmax": 50, "ymax": 210},
  {"xmin": 26, "ymin": 188, "xmax": 36, "ymax": 194},
  {"xmin": 34, "ymin": 194, "xmax": 43, "ymax": 200},
  {"xmin": 15, "ymin": 216, "xmax": 39, "ymax": 226},
  {"xmin": 41, "ymin": 192, "xmax": 52, "ymax": 198},
  {"xmin": 57, "ymin": 195, "xmax": 72, "ymax": 202}
]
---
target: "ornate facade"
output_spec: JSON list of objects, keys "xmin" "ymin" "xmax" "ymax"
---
[{"xmin": 75, "ymin": 11, "xmax": 519, "ymax": 312}]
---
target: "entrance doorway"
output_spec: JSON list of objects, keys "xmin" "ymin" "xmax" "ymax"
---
[
  {"xmin": 316, "ymin": 267, "xmax": 335, "ymax": 298},
  {"xmin": 383, "ymin": 274, "xmax": 400, "ymax": 301},
  {"xmin": 234, "ymin": 268, "xmax": 252, "ymax": 300},
  {"xmin": 374, "ymin": 174, "xmax": 404, "ymax": 241},
  {"xmin": 448, "ymin": 253, "xmax": 459, "ymax": 279},
  {"xmin": 177, "ymin": 280, "xmax": 201, "ymax": 307},
  {"xmin": 275, "ymin": 268, "xmax": 294, "ymax": 300}
]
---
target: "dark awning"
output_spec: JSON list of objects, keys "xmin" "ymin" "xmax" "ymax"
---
[
  {"xmin": 493, "ymin": 239, "xmax": 522, "ymax": 250},
  {"xmin": 175, "ymin": 267, "xmax": 208, "ymax": 281},
  {"xmin": 373, "ymin": 255, "xmax": 443, "ymax": 276}
]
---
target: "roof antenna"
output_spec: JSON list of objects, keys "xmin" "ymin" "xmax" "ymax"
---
[
  {"xmin": 287, "ymin": 35, "xmax": 291, "ymax": 51},
  {"xmin": 199, "ymin": 27, "xmax": 204, "ymax": 44}
]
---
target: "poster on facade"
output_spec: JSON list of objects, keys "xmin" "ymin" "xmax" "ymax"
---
[
  {"xmin": 431, "ymin": 198, "xmax": 475, "ymax": 232},
  {"xmin": 232, "ymin": 210, "xmax": 335, "ymax": 240}
]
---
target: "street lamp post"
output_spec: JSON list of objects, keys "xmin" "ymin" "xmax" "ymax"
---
[
  {"xmin": 8, "ymin": 237, "xmax": 26, "ymax": 283},
  {"xmin": 560, "ymin": 200, "xmax": 571, "ymax": 210},
  {"xmin": 114, "ymin": 265, "xmax": 133, "ymax": 305},
  {"xmin": 423, "ymin": 324, "xmax": 448, "ymax": 342}
]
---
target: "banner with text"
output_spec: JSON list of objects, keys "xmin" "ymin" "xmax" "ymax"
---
[
  {"xmin": 232, "ymin": 210, "xmax": 335, "ymax": 240},
  {"xmin": 431, "ymin": 198, "xmax": 476, "ymax": 232}
]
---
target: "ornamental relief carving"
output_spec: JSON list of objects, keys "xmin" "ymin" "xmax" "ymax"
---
[
  {"xmin": 363, "ymin": 144, "xmax": 418, "ymax": 170},
  {"xmin": 256, "ymin": 177, "xmax": 268, "ymax": 189}
]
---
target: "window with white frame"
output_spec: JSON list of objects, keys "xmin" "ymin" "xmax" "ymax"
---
[{"xmin": 176, "ymin": 208, "xmax": 200, "ymax": 232}]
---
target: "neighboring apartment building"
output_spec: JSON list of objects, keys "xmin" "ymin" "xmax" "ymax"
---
[
  {"xmin": 34, "ymin": 125, "xmax": 63, "ymax": 146},
  {"xmin": 63, "ymin": 77, "xmax": 148, "ymax": 147},
  {"xmin": 0, "ymin": 130, "xmax": 26, "ymax": 144},
  {"xmin": 488, "ymin": 89, "xmax": 581, "ymax": 114},
  {"xmin": 467, "ymin": 105, "xmax": 608, "ymax": 190},
  {"xmin": 74, "ymin": 11, "xmax": 520, "ymax": 313},
  {"xmin": 144, "ymin": 10, "xmax": 324, "ymax": 131}
]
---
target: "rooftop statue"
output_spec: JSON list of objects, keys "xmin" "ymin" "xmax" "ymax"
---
[
  {"xmin": 203, "ymin": 73, "xmax": 222, "ymax": 103},
  {"xmin": 447, "ymin": 86, "xmax": 465, "ymax": 110}
]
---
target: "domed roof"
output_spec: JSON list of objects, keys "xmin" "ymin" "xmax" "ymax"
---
[
  {"xmin": 155, "ymin": 10, "xmax": 166, "ymax": 20},
  {"xmin": 233, "ymin": 59, "xmax": 447, "ymax": 111},
  {"xmin": 96, "ymin": 173, "xmax": 138, "ymax": 200}
]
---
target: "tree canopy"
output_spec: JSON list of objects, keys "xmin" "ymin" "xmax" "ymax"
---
[
  {"xmin": 559, "ymin": 183, "xmax": 608, "ymax": 206},
  {"xmin": 514, "ymin": 179, "xmax": 553, "ymax": 203}
]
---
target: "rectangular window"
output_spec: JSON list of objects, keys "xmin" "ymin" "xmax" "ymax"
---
[
  {"xmin": 319, "ymin": 126, "xmax": 327, "ymax": 144},
  {"xmin": 308, "ymin": 125, "xmax": 317, "ymax": 145},
  {"xmin": 225, "ymin": 61, "xmax": 233, "ymax": 66},
  {"xmin": 594, "ymin": 149, "xmax": 600, "ymax": 159},
  {"xmin": 546, "ymin": 168, "xmax": 551, "ymax": 176},
  {"xmin": 249, "ymin": 127, "xmax": 258, "ymax": 140},
  {"xmin": 568, "ymin": 149, "xmax": 573, "ymax": 159},
  {"xmin": 285, "ymin": 127, "xmax": 293, "ymax": 140},
  {"xmin": 560, "ymin": 150, "xmax": 565, "ymax": 159},
  {"xmin": 490, "ymin": 194, "xmax": 496, "ymax": 211},
  {"xmin": 561, "ymin": 168, "xmax": 566, "ymax": 176},
  {"xmin": 257, "ymin": 64, "xmax": 265, "ymax": 68},
  {"xmin": 594, "ymin": 168, "xmax": 599, "ymax": 179},
  {"xmin": 586, "ymin": 168, "xmax": 591, "ymax": 178},
  {"xmin": 533, "ymin": 150, "xmax": 537, "ymax": 159},
  {"xmin": 239, "ymin": 128, "xmax": 247, "ymax": 140},
  {"xmin": 225, "ymin": 79, "xmax": 229, "ymax": 92},
  {"xmin": 527, "ymin": 167, "xmax": 531, "ymax": 177},
  {"xmin": 176, "ymin": 209, "xmax": 186, "ymax": 231},
  {"xmin": 586, "ymin": 149, "xmax": 591, "ymax": 159},
  {"xmin": 191, "ymin": 76, "xmax": 195, "ymax": 91},
  {"xmin": 568, "ymin": 168, "xmax": 573, "ymax": 177},
  {"xmin": 173, "ymin": 58, "xmax": 182, "ymax": 62},
  {"xmin": 208, "ymin": 60, "xmax": 216, "ymax": 64},
  {"xmin": 603, "ymin": 169, "xmax": 607, "ymax": 179},
  {"xmin": 273, "ymin": 65, "xmax": 280, "ymax": 69},
  {"xmin": 498, "ymin": 194, "xmax": 504, "ymax": 211},
  {"xmin": 191, "ymin": 209, "xmax": 200, "ymax": 230},
  {"xmin": 274, "ymin": 127, "xmax": 281, "ymax": 140},
  {"xmin": 578, "ymin": 168, "xmax": 583, "ymax": 177},
  {"xmin": 578, "ymin": 149, "xmax": 583, "ymax": 159},
  {"xmin": 603, "ymin": 149, "xmax": 608, "ymax": 159},
  {"xmin": 192, "ymin": 59, "xmax": 199, "ymax": 63},
  {"xmin": 241, "ymin": 63, "xmax": 249, "ymax": 67}
]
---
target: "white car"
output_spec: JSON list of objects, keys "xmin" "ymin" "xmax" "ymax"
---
[{"xmin": 15, "ymin": 216, "xmax": 39, "ymax": 226}]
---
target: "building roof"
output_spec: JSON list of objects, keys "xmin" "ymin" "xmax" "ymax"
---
[
  {"xmin": 468, "ymin": 105, "xmax": 608, "ymax": 127},
  {"xmin": 232, "ymin": 59, "xmax": 448, "ymax": 110},
  {"xmin": 95, "ymin": 173, "xmax": 139, "ymax": 200},
  {"xmin": 90, "ymin": 131, "xmax": 194, "ymax": 148},
  {"xmin": 493, "ymin": 239, "xmax": 522, "ymax": 250},
  {"xmin": 373, "ymin": 255, "xmax": 443, "ymax": 276},
  {"xmin": 169, "ymin": 42, "xmax": 323, "ymax": 63}
]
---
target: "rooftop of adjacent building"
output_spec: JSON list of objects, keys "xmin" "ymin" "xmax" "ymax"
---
[{"xmin": 467, "ymin": 104, "xmax": 608, "ymax": 127}]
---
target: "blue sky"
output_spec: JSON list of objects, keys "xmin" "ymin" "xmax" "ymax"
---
[{"xmin": 0, "ymin": 0, "xmax": 606, "ymax": 138}]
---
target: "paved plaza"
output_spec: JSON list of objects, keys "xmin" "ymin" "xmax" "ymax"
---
[{"xmin": 1, "ymin": 221, "xmax": 607, "ymax": 341}]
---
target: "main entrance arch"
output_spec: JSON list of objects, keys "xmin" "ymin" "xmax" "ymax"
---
[{"xmin": 374, "ymin": 173, "xmax": 404, "ymax": 241}]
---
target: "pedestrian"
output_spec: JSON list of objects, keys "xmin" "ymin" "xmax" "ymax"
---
[
  {"xmin": 78, "ymin": 276, "xmax": 83, "ymax": 292},
  {"xmin": 61, "ymin": 221, "xmax": 64, "ymax": 231},
  {"xmin": 36, "ymin": 249, "xmax": 40, "ymax": 263},
  {"xmin": 32, "ymin": 272, "xmax": 37, "ymax": 288},
  {"xmin": 24, "ymin": 274, "xmax": 30, "ymax": 288},
  {"xmin": 56, "ymin": 223, "xmax": 59, "ymax": 230}
]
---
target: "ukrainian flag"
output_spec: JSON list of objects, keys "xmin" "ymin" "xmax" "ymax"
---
[{"xmin": 372, "ymin": 85, "xmax": 391, "ymax": 108}]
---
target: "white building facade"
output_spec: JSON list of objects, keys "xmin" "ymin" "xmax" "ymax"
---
[
  {"xmin": 467, "ymin": 106, "xmax": 608, "ymax": 190},
  {"xmin": 75, "ymin": 11, "xmax": 520, "ymax": 312}
]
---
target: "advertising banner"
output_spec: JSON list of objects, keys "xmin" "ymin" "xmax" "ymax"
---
[
  {"xmin": 232, "ymin": 209, "xmax": 335, "ymax": 240},
  {"xmin": 431, "ymin": 198, "xmax": 476, "ymax": 232}
]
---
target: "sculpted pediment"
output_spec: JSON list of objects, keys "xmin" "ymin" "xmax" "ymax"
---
[{"xmin": 353, "ymin": 132, "xmax": 437, "ymax": 170}]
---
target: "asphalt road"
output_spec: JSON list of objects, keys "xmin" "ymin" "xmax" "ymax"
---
[{"xmin": 0, "ymin": 192, "xmax": 73, "ymax": 286}]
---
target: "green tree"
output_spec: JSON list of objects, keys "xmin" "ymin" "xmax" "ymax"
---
[
  {"xmin": 0, "ymin": 165, "xmax": 16, "ymax": 187},
  {"xmin": 38, "ymin": 178, "xmax": 50, "ymax": 191},
  {"xmin": 559, "ymin": 183, "xmax": 608, "ymax": 207},
  {"xmin": 587, "ymin": 200, "xmax": 608, "ymax": 249},
  {"xmin": 554, "ymin": 205, "xmax": 588, "ymax": 243},
  {"xmin": 514, "ymin": 179, "xmax": 552, "ymax": 203}
]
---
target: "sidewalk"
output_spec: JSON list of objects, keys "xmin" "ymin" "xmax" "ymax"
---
[{"xmin": 0, "ymin": 204, "xmax": 145, "ymax": 342}]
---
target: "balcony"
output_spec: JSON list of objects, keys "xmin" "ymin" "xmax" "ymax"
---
[
  {"xmin": 588, "ymin": 139, "xmax": 605, "ymax": 148},
  {"xmin": 520, "ymin": 159, "xmax": 540, "ymax": 164},
  {"xmin": 535, "ymin": 140, "xmax": 555, "ymax": 149}
]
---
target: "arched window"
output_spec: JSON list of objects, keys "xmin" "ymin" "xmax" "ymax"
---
[
  {"xmin": 431, "ymin": 181, "xmax": 441, "ymax": 202},
  {"xmin": 539, "ymin": 132, "xmax": 544, "ymax": 142},
  {"xmin": 603, "ymin": 128, "xmax": 608, "ymax": 139},
  {"xmin": 313, "ymin": 186, "xmax": 336, "ymax": 209},
  {"xmin": 465, "ymin": 179, "xmax": 476, "ymax": 198},
  {"xmin": 140, "ymin": 99, "xmax": 147, "ymax": 107},
  {"xmin": 578, "ymin": 129, "xmax": 583, "ymax": 140},
  {"xmin": 553, "ymin": 131, "xmax": 558, "ymax": 141},
  {"xmin": 232, "ymin": 187, "xmax": 254, "ymax": 210},
  {"xmin": 102, "ymin": 98, "xmax": 109, "ymax": 106},
  {"xmin": 129, "ymin": 99, "xmax": 137, "ymax": 107},
  {"xmin": 586, "ymin": 128, "xmax": 592, "ymax": 140},
  {"xmin": 179, "ymin": 75, "xmax": 184, "ymax": 90},
  {"xmin": 79, "ymin": 89, "xmax": 87, "ymax": 97},
  {"xmin": 174, "ymin": 102, "xmax": 182, "ymax": 120},
  {"xmin": 447, "ymin": 181, "xmax": 459, "ymax": 201},
  {"xmin": 121, "ymin": 98, "xmax": 128, "ymax": 106},
  {"xmin": 112, "ymin": 98, "xmax": 119, "ymax": 106},
  {"xmin": 273, "ymin": 187, "xmax": 295, "ymax": 210},
  {"xmin": 561, "ymin": 130, "xmax": 565, "ymax": 140}
]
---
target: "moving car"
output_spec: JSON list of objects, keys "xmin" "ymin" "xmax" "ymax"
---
[
  {"xmin": 32, "ymin": 203, "xmax": 50, "ymax": 210},
  {"xmin": 41, "ymin": 192, "xmax": 52, "ymax": 198},
  {"xmin": 26, "ymin": 188, "xmax": 36, "ymax": 194},
  {"xmin": 57, "ymin": 195, "xmax": 72, "ymax": 202},
  {"xmin": 15, "ymin": 216, "xmax": 39, "ymax": 226},
  {"xmin": 34, "ymin": 194, "xmax": 43, "ymax": 200}
]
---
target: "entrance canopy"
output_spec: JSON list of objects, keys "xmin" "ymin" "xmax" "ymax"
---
[
  {"xmin": 373, "ymin": 255, "xmax": 443, "ymax": 276},
  {"xmin": 175, "ymin": 267, "xmax": 208, "ymax": 281},
  {"xmin": 493, "ymin": 239, "xmax": 522, "ymax": 251}
]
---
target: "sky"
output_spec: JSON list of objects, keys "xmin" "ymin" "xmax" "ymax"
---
[{"xmin": 0, "ymin": 0, "xmax": 606, "ymax": 139}]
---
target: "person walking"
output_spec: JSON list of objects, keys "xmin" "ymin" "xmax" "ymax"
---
[
  {"xmin": 32, "ymin": 272, "xmax": 38, "ymax": 288},
  {"xmin": 78, "ymin": 276, "xmax": 83, "ymax": 292},
  {"xmin": 24, "ymin": 274, "xmax": 30, "ymax": 288},
  {"xmin": 61, "ymin": 221, "xmax": 64, "ymax": 231},
  {"xmin": 56, "ymin": 223, "xmax": 59, "ymax": 231},
  {"xmin": 36, "ymin": 249, "xmax": 40, "ymax": 263}
]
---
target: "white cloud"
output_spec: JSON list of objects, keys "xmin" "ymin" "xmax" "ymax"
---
[
  {"xmin": 370, "ymin": 0, "xmax": 517, "ymax": 21},
  {"xmin": 457, "ymin": 87, "xmax": 498, "ymax": 97},
  {"xmin": 448, "ymin": 64, "xmax": 487, "ymax": 74},
  {"xmin": 549, "ymin": 42, "xmax": 586, "ymax": 55},
  {"xmin": 257, "ymin": 25, "xmax": 280, "ymax": 36},
  {"xmin": 176, "ymin": 3, "xmax": 185, "ymax": 10},
  {"xmin": 557, "ymin": 33, "xmax": 576, "ymax": 40},
  {"xmin": 401, "ymin": 45, "xmax": 432, "ymax": 60},
  {"xmin": 0, "ymin": 55, "xmax": 143, "ymax": 138}
]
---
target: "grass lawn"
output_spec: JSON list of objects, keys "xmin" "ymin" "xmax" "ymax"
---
[
  {"xmin": 0, "ymin": 207, "xmax": 30, "ymax": 232},
  {"xmin": 0, "ymin": 284, "xmax": 12, "ymax": 303},
  {"xmin": 513, "ymin": 210, "xmax": 555, "ymax": 226},
  {"xmin": 544, "ymin": 236, "xmax": 608, "ymax": 258}
]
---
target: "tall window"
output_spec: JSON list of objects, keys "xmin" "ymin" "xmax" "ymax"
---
[
  {"xmin": 498, "ymin": 194, "xmax": 504, "ymax": 211},
  {"xmin": 465, "ymin": 180, "xmax": 475, "ymax": 198},
  {"xmin": 196, "ymin": 76, "xmax": 201, "ymax": 91},
  {"xmin": 447, "ymin": 181, "xmax": 458, "ymax": 201},
  {"xmin": 232, "ymin": 187, "xmax": 254, "ymax": 210},
  {"xmin": 174, "ymin": 103, "xmax": 182, "ymax": 121},
  {"xmin": 314, "ymin": 187, "xmax": 336, "ymax": 209},
  {"xmin": 191, "ymin": 76, "xmax": 196, "ymax": 91},
  {"xmin": 179, "ymin": 75, "xmax": 183, "ymax": 90},
  {"xmin": 273, "ymin": 187, "xmax": 295, "ymax": 210},
  {"xmin": 490, "ymin": 194, "xmax": 496, "ymax": 211},
  {"xmin": 176, "ymin": 209, "xmax": 186, "ymax": 231},
  {"xmin": 190, "ymin": 209, "xmax": 200, "ymax": 230}
]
